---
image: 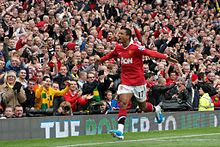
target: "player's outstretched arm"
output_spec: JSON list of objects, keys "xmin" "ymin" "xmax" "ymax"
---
[
  {"xmin": 95, "ymin": 58, "xmax": 102, "ymax": 66},
  {"xmin": 166, "ymin": 56, "xmax": 178, "ymax": 64}
]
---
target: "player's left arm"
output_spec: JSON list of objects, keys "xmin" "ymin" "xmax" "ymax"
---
[{"xmin": 139, "ymin": 46, "xmax": 178, "ymax": 63}]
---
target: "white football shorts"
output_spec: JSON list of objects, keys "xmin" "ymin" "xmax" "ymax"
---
[{"xmin": 117, "ymin": 84, "xmax": 147, "ymax": 102}]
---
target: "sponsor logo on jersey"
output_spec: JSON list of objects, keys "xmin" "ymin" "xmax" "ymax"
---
[
  {"xmin": 138, "ymin": 46, "xmax": 145, "ymax": 51},
  {"xmin": 121, "ymin": 57, "xmax": 133, "ymax": 64}
]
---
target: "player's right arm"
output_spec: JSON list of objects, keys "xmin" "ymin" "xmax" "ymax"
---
[{"xmin": 95, "ymin": 48, "xmax": 118, "ymax": 65}]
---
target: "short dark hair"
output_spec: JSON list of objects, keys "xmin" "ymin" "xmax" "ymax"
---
[
  {"xmin": 43, "ymin": 76, "xmax": 51, "ymax": 81},
  {"xmin": 28, "ymin": 78, "xmax": 37, "ymax": 83},
  {"xmin": 121, "ymin": 27, "xmax": 132, "ymax": 39},
  {"xmin": 14, "ymin": 105, "xmax": 22, "ymax": 109}
]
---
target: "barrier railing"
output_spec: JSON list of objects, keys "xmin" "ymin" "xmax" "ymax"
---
[{"xmin": 1, "ymin": 110, "xmax": 220, "ymax": 141}]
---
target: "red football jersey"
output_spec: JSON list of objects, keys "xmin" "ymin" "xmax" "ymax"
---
[{"xmin": 101, "ymin": 41, "xmax": 167, "ymax": 86}]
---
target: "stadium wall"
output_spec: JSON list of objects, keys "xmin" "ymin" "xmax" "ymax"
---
[{"xmin": 0, "ymin": 111, "xmax": 219, "ymax": 141}]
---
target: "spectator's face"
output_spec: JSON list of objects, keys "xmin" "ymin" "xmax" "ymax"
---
[
  {"xmin": 0, "ymin": 28, "xmax": 4, "ymax": 36},
  {"xmin": 7, "ymin": 75, "xmax": 16, "ymax": 85},
  {"xmin": 96, "ymin": 46, "xmax": 104, "ymax": 53},
  {"xmin": 207, "ymin": 65, "xmax": 212, "ymax": 71},
  {"xmin": 199, "ymin": 87, "xmax": 205, "ymax": 95},
  {"xmin": 14, "ymin": 107, "xmax": 23, "ymax": 117},
  {"xmin": 11, "ymin": 57, "xmax": 18, "ymax": 67},
  {"xmin": 143, "ymin": 64, "xmax": 149, "ymax": 73},
  {"xmin": 74, "ymin": 45, "xmax": 80, "ymax": 51},
  {"xmin": 0, "ymin": 60, "xmax": 5, "ymax": 70},
  {"xmin": 80, "ymin": 51, "xmax": 87, "ymax": 60},
  {"xmin": 36, "ymin": 73, "xmax": 43, "ymax": 83},
  {"xmin": 74, "ymin": 53, "xmax": 81, "ymax": 61},
  {"xmin": 33, "ymin": 27, "xmax": 39, "ymax": 35},
  {"xmin": 63, "ymin": 21, "xmax": 68, "ymax": 28},
  {"xmin": 44, "ymin": 78, "xmax": 51, "ymax": 89},
  {"xmin": 5, "ymin": 107, "xmax": 13, "ymax": 118},
  {"xmin": 170, "ymin": 73, "xmax": 176, "ymax": 81},
  {"xmin": 87, "ymin": 74, "xmax": 95, "ymax": 83},
  {"xmin": 27, "ymin": 38, "xmax": 33, "ymax": 46},
  {"xmin": 82, "ymin": 59, "xmax": 89, "ymax": 68},
  {"xmin": 176, "ymin": 79, "xmax": 184, "ymax": 87},
  {"xmin": 71, "ymin": 66, "xmax": 78, "ymax": 74},
  {"xmin": 89, "ymin": 57, "xmax": 95, "ymax": 65},
  {"xmin": 183, "ymin": 66, "xmax": 190, "ymax": 73},
  {"xmin": 47, "ymin": 38, "xmax": 54, "ymax": 46},
  {"xmin": 101, "ymin": 102, "xmax": 107, "ymax": 113},
  {"xmin": 4, "ymin": 15, "xmax": 10, "ymax": 22},
  {"xmin": 28, "ymin": 66, "xmax": 35, "ymax": 74},
  {"xmin": 106, "ymin": 92, "xmax": 112, "ymax": 101},
  {"xmin": 86, "ymin": 48, "xmax": 93, "ymax": 55},
  {"xmin": 55, "ymin": 46, "xmax": 61, "ymax": 53},
  {"xmin": 107, "ymin": 32, "xmax": 113, "ymax": 40},
  {"xmin": 43, "ymin": 16, "xmax": 49, "ymax": 23},
  {"xmin": 60, "ymin": 66, "xmax": 68, "ymax": 76},
  {"xmin": 9, "ymin": 39, "xmax": 15, "ymax": 48},
  {"xmin": 207, "ymin": 73, "xmax": 215, "ymax": 82},
  {"xmin": 70, "ymin": 81, "xmax": 78, "ymax": 91},
  {"xmin": 28, "ymin": 81, "xmax": 36, "ymax": 91},
  {"xmin": 19, "ymin": 70, "xmax": 26, "ymax": 79},
  {"xmin": 90, "ymin": 14, "xmax": 95, "ymax": 21},
  {"xmin": 52, "ymin": 83, "xmax": 59, "ymax": 90},
  {"xmin": 112, "ymin": 65, "xmax": 118, "ymax": 73}
]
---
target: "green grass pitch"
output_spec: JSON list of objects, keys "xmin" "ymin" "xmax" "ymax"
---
[{"xmin": 1, "ymin": 127, "xmax": 220, "ymax": 147}]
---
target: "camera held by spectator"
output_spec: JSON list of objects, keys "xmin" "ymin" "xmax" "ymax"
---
[
  {"xmin": 88, "ymin": 101, "xmax": 108, "ymax": 114},
  {"xmin": 55, "ymin": 101, "xmax": 72, "ymax": 116}
]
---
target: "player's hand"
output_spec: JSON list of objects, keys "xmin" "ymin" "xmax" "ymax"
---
[
  {"xmin": 166, "ymin": 56, "xmax": 178, "ymax": 64},
  {"xmin": 95, "ymin": 59, "xmax": 102, "ymax": 66}
]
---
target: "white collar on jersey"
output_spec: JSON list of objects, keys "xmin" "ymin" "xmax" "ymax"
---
[{"xmin": 122, "ymin": 39, "xmax": 134, "ymax": 49}]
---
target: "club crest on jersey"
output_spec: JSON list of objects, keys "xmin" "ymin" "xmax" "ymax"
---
[
  {"xmin": 138, "ymin": 46, "xmax": 145, "ymax": 51},
  {"xmin": 129, "ymin": 50, "xmax": 132, "ymax": 54},
  {"xmin": 121, "ymin": 57, "xmax": 133, "ymax": 64}
]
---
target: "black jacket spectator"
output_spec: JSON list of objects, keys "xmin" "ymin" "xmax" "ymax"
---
[
  {"xmin": 149, "ymin": 83, "xmax": 176, "ymax": 106},
  {"xmin": 22, "ymin": 87, "xmax": 35, "ymax": 111}
]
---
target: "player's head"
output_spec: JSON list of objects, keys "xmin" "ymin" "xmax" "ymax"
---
[{"xmin": 118, "ymin": 27, "xmax": 132, "ymax": 43}]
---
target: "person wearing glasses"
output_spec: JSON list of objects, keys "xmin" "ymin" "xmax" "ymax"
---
[{"xmin": 80, "ymin": 71, "xmax": 111, "ymax": 111}]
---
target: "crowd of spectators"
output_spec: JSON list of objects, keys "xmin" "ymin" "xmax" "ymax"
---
[{"xmin": 0, "ymin": 0, "xmax": 220, "ymax": 118}]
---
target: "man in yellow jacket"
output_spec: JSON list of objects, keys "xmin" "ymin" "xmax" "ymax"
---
[
  {"xmin": 198, "ymin": 85, "xmax": 214, "ymax": 111},
  {"xmin": 35, "ymin": 76, "xmax": 70, "ymax": 110}
]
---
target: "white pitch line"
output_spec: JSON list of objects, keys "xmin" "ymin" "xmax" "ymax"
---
[{"xmin": 56, "ymin": 133, "xmax": 220, "ymax": 147}]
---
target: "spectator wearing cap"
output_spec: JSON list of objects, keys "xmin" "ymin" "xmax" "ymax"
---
[
  {"xmin": 184, "ymin": 74, "xmax": 200, "ymax": 110},
  {"xmin": 198, "ymin": 85, "xmax": 214, "ymax": 111},
  {"xmin": 0, "ymin": 71, "xmax": 26, "ymax": 108}
]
